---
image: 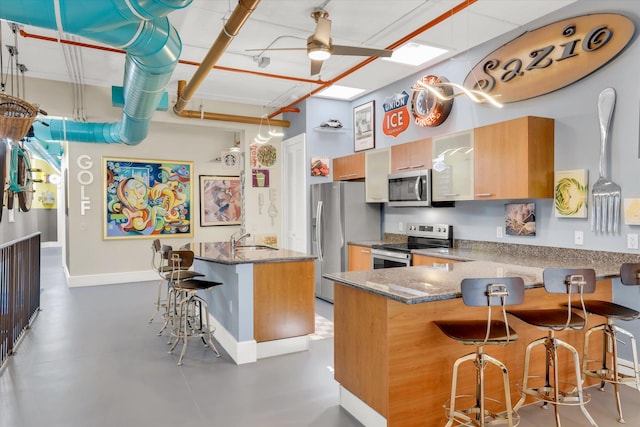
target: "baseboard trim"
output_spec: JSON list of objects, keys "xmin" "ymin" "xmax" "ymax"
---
[
  {"xmin": 66, "ymin": 269, "xmax": 157, "ymax": 287},
  {"xmin": 208, "ymin": 313, "xmax": 257, "ymax": 365},
  {"xmin": 256, "ymin": 336, "xmax": 309, "ymax": 359},
  {"xmin": 339, "ymin": 385, "xmax": 387, "ymax": 427}
]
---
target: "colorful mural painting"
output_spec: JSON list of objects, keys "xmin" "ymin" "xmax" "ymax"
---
[{"xmin": 104, "ymin": 157, "xmax": 193, "ymax": 239}]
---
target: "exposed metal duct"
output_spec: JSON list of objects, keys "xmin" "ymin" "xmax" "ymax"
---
[
  {"xmin": 0, "ymin": 0, "xmax": 192, "ymax": 145},
  {"xmin": 173, "ymin": 0, "xmax": 260, "ymax": 114}
]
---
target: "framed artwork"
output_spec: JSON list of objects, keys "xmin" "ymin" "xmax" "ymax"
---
[
  {"xmin": 310, "ymin": 157, "xmax": 329, "ymax": 176},
  {"xmin": 200, "ymin": 175, "xmax": 242, "ymax": 226},
  {"xmin": 104, "ymin": 157, "xmax": 193, "ymax": 239},
  {"xmin": 505, "ymin": 202, "xmax": 536, "ymax": 236},
  {"xmin": 354, "ymin": 100, "xmax": 375, "ymax": 152},
  {"xmin": 554, "ymin": 169, "xmax": 588, "ymax": 218},
  {"xmin": 624, "ymin": 198, "xmax": 640, "ymax": 225},
  {"xmin": 252, "ymin": 169, "xmax": 270, "ymax": 187}
]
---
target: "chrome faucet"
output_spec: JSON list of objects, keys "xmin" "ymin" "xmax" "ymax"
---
[{"xmin": 230, "ymin": 230, "xmax": 251, "ymax": 251}]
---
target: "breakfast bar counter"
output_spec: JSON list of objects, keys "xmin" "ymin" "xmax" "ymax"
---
[
  {"xmin": 186, "ymin": 241, "xmax": 316, "ymax": 365},
  {"xmin": 324, "ymin": 261, "xmax": 613, "ymax": 427}
]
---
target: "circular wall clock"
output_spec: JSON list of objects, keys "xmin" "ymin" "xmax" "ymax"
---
[{"xmin": 411, "ymin": 75, "xmax": 454, "ymax": 127}]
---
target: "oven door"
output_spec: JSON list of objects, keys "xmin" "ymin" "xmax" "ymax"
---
[{"xmin": 371, "ymin": 249, "xmax": 411, "ymax": 269}]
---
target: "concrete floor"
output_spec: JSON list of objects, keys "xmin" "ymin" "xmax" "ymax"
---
[{"xmin": 1, "ymin": 247, "xmax": 639, "ymax": 426}]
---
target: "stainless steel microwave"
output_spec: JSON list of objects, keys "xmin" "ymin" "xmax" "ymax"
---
[{"xmin": 387, "ymin": 169, "xmax": 432, "ymax": 207}]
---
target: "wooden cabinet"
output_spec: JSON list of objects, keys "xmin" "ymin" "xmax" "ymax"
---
[
  {"xmin": 390, "ymin": 138, "xmax": 431, "ymax": 173},
  {"xmin": 333, "ymin": 152, "xmax": 365, "ymax": 181},
  {"xmin": 474, "ymin": 116, "xmax": 554, "ymax": 200},
  {"xmin": 365, "ymin": 148, "xmax": 390, "ymax": 202},
  {"xmin": 348, "ymin": 244, "xmax": 372, "ymax": 271},
  {"xmin": 432, "ymin": 130, "xmax": 474, "ymax": 201},
  {"xmin": 412, "ymin": 254, "xmax": 461, "ymax": 266}
]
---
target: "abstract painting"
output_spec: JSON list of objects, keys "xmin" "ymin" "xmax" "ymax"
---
[
  {"xmin": 104, "ymin": 157, "xmax": 193, "ymax": 239},
  {"xmin": 200, "ymin": 175, "xmax": 242, "ymax": 226}
]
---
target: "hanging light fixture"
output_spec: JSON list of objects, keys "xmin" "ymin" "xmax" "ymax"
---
[
  {"xmin": 266, "ymin": 115, "xmax": 284, "ymax": 137},
  {"xmin": 254, "ymin": 114, "xmax": 271, "ymax": 143},
  {"xmin": 411, "ymin": 79, "xmax": 503, "ymax": 108}
]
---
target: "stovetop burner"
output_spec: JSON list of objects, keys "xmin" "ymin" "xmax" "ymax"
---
[{"xmin": 373, "ymin": 223, "xmax": 453, "ymax": 253}]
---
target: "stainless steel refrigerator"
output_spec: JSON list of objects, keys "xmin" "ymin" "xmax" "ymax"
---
[{"xmin": 311, "ymin": 181, "xmax": 381, "ymax": 302}]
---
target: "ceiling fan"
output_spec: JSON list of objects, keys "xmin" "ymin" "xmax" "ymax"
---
[{"xmin": 247, "ymin": 9, "xmax": 393, "ymax": 76}]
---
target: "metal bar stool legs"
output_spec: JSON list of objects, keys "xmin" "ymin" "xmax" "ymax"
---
[
  {"xmin": 446, "ymin": 347, "xmax": 516, "ymax": 427},
  {"xmin": 508, "ymin": 268, "xmax": 598, "ymax": 427},
  {"xmin": 583, "ymin": 322, "xmax": 640, "ymax": 423},
  {"xmin": 169, "ymin": 289, "xmax": 220, "ymax": 366},
  {"xmin": 579, "ymin": 262, "xmax": 640, "ymax": 424},
  {"xmin": 514, "ymin": 331, "xmax": 596, "ymax": 427}
]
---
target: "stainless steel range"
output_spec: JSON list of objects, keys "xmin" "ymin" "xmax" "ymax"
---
[{"xmin": 371, "ymin": 223, "xmax": 453, "ymax": 269}]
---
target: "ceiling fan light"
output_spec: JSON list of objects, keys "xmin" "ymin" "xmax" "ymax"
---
[{"xmin": 308, "ymin": 47, "xmax": 330, "ymax": 61}]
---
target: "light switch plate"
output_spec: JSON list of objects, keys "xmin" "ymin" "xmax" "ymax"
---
[
  {"xmin": 496, "ymin": 226, "xmax": 503, "ymax": 238},
  {"xmin": 574, "ymin": 231, "xmax": 584, "ymax": 245},
  {"xmin": 628, "ymin": 234, "xmax": 639, "ymax": 250}
]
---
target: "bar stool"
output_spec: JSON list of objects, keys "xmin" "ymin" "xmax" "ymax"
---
[
  {"xmin": 156, "ymin": 245, "xmax": 204, "ymax": 336},
  {"xmin": 508, "ymin": 268, "xmax": 598, "ymax": 427},
  {"xmin": 579, "ymin": 262, "xmax": 640, "ymax": 423},
  {"xmin": 434, "ymin": 277, "xmax": 524, "ymax": 427},
  {"xmin": 149, "ymin": 239, "xmax": 173, "ymax": 323},
  {"xmin": 167, "ymin": 250, "xmax": 223, "ymax": 366}
]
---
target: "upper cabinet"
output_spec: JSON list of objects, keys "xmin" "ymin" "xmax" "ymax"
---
[
  {"xmin": 365, "ymin": 148, "xmax": 390, "ymax": 203},
  {"xmin": 390, "ymin": 138, "xmax": 431, "ymax": 173},
  {"xmin": 431, "ymin": 130, "xmax": 474, "ymax": 201},
  {"xmin": 333, "ymin": 152, "xmax": 365, "ymax": 181},
  {"xmin": 474, "ymin": 116, "xmax": 554, "ymax": 200}
]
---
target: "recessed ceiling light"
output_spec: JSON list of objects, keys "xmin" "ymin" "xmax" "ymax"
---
[
  {"xmin": 383, "ymin": 42, "xmax": 448, "ymax": 66},
  {"xmin": 315, "ymin": 85, "xmax": 366, "ymax": 100}
]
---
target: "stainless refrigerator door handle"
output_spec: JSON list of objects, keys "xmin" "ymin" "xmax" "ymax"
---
[
  {"xmin": 316, "ymin": 201, "xmax": 323, "ymax": 262},
  {"xmin": 414, "ymin": 176, "xmax": 422, "ymax": 201}
]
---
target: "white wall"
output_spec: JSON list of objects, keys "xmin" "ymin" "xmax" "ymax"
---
[{"xmin": 10, "ymin": 76, "xmax": 282, "ymax": 282}]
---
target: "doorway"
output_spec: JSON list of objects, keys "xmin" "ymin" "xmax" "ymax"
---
[{"xmin": 281, "ymin": 133, "xmax": 307, "ymax": 252}]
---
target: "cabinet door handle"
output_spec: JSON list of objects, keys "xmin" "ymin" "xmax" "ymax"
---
[
  {"xmin": 441, "ymin": 193, "xmax": 459, "ymax": 197},
  {"xmin": 410, "ymin": 164, "xmax": 425, "ymax": 169},
  {"xmin": 339, "ymin": 173, "xmax": 357, "ymax": 178},
  {"xmin": 361, "ymin": 249, "xmax": 370, "ymax": 254},
  {"xmin": 396, "ymin": 166, "xmax": 409, "ymax": 170},
  {"xmin": 475, "ymin": 193, "xmax": 494, "ymax": 197}
]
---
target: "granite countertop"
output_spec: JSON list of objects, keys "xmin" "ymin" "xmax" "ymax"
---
[
  {"xmin": 187, "ymin": 241, "xmax": 316, "ymax": 265},
  {"xmin": 336, "ymin": 239, "xmax": 640, "ymax": 304},
  {"xmin": 324, "ymin": 261, "xmax": 544, "ymax": 304}
]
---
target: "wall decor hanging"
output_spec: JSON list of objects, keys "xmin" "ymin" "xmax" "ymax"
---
[
  {"xmin": 624, "ymin": 199, "xmax": 640, "ymax": 225},
  {"xmin": 505, "ymin": 202, "xmax": 536, "ymax": 236},
  {"xmin": 353, "ymin": 100, "xmax": 375, "ymax": 152},
  {"xmin": 250, "ymin": 143, "xmax": 277, "ymax": 168},
  {"xmin": 199, "ymin": 175, "xmax": 242, "ymax": 226},
  {"xmin": 252, "ymin": 169, "xmax": 270, "ymax": 187},
  {"xmin": 104, "ymin": 157, "xmax": 193, "ymax": 239},
  {"xmin": 554, "ymin": 169, "xmax": 588, "ymax": 218},
  {"xmin": 310, "ymin": 157, "xmax": 329, "ymax": 176}
]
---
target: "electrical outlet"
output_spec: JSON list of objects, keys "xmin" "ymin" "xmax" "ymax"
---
[
  {"xmin": 496, "ymin": 226, "xmax": 503, "ymax": 238},
  {"xmin": 628, "ymin": 234, "xmax": 639, "ymax": 250},
  {"xmin": 8, "ymin": 209, "xmax": 15, "ymax": 223},
  {"xmin": 398, "ymin": 222, "xmax": 404, "ymax": 232},
  {"xmin": 574, "ymin": 231, "xmax": 584, "ymax": 245}
]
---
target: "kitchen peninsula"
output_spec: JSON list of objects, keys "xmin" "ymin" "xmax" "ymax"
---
[
  {"xmin": 325, "ymin": 261, "xmax": 615, "ymax": 427},
  {"xmin": 189, "ymin": 242, "xmax": 315, "ymax": 365}
]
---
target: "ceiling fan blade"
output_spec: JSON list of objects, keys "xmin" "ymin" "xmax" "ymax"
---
[
  {"xmin": 313, "ymin": 16, "xmax": 331, "ymax": 46},
  {"xmin": 310, "ymin": 59, "xmax": 323, "ymax": 76},
  {"xmin": 332, "ymin": 45, "xmax": 393, "ymax": 58},
  {"xmin": 245, "ymin": 47, "xmax": 306, "ymax": 52}
]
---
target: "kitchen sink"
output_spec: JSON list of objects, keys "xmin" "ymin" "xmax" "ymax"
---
[{"xmin": 234, "ymin": 244, "xmax": 278, "ymax": 251}]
